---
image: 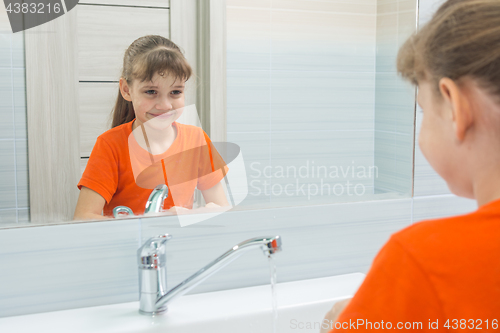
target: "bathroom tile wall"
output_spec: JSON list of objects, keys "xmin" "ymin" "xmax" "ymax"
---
[
  {"xmin": 0, "ymin": 0, "xmax": 479, "ymax": 319},
  {"xmin": 226, "ymin": 0, "xmax": 378, "ymax": 207},
  {"xmin": 0, "ymin": 7, "xmax": 29, "ymax": 225},
  {"xmin": 373, "ymin": 0, "xmax": 417, "ymax": 195},
  {"xmin": 0, "ymin": 219, "xmax": 141, "ymax": 317}
]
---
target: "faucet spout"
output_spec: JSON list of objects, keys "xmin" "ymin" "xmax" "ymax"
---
[
  {"xmin": 137, "ymin": 235, "xmax": 282, "ymax": 315},
  {"xmin": 144, "ymin": 184, "xmax": 169, "ymax": 215}
]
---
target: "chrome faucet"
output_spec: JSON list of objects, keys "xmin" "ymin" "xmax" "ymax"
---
[
  {"xmin": 137, "ymin": 234, "xmax": 282, "ymax": 315},
  {"xmin": 144, "ymin": 184, "xmax": 169, "ymax": 215},
  {"xmin": 113, "ymin": 184, "xmax": 169, "ymax": 218}
]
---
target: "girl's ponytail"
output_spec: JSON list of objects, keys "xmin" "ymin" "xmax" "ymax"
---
[{"xmin": 111, "ymin": 91, "xmax": 136, "ymax": 128}]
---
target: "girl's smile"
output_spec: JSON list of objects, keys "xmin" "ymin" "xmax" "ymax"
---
[{"xmin": 146, "ymin": 111, "xmax": 175, "ymax": 119}]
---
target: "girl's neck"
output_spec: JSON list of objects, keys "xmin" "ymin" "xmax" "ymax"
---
[{"xmin": 132, "ymin": 119, "xmax": 178, "ymax": 155}]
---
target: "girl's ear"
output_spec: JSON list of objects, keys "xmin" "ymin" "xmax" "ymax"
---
[
  {"xmin": 119, "ymin": 78, "xmax": 133, "ymax": 102},
  {"xmin": 439, "ymin": 77, "xmax": 473, "ymax": 142}
]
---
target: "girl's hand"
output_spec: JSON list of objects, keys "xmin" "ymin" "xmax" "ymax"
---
[
  {"xmin": 167, "ymin": 206, "xmax": 190, "ymax": 215},
  {"xmin": 205, "ymin": 202, "xmax": 221, "ymax": 208},
  {"xmin": 319, "ymin": 298, "xmax": 351, "ymax": 333},
  {"xmin": 200, "ymin": 182, "xmax": 230, "ymax": 207}
]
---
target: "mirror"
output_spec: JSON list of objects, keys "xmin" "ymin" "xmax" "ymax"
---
[
  {"xmin": 226, "ymin": 0, "xmax": 418, "ymax": 209},
  {"xmin": 0, "ymin": 0, "xmax": 418, "ymax": 228}
]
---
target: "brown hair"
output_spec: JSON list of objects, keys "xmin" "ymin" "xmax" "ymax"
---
[
  {"xmin": 397, "ymin": 0, "xmax": 500, "ymax": 99},
  {"xmin": 111, "ymin": 35, "xmax": 192, "ymax": 128}
]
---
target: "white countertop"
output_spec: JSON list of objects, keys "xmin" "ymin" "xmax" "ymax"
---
[{"xmin": 0, "ymin": 273, "xmax": 365, "ymax": 333}]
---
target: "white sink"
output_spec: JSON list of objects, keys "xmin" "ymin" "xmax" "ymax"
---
[{"xmin": 0, "ymin": 273, "xmax": 364, "ymax": 333}]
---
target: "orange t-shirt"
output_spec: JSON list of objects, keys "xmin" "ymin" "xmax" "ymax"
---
[
  {"xmin": 331, "ymin": 198, "xmax": 500, "ymax": 332},
  {"xmin": 78, "ymin": 120, "xmax": 227, "ymax": 216}
]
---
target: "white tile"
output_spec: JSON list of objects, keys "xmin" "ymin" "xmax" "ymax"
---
[
  {"xmin": 227, "ymin": 131, "xmax": 271, "ymax": 162},
  {"xmin": 270, "ymin": 71, "xmax": 375, "ymax": 132},
  {"xmin": 234, "ymin": 190, "xmax": 272, "ymax": 207},
  {"xmin": 0, "ymin": 34, "xmax": 11, "ymax": 68},
  {"xmin": 397, "ymin": 8, "xmax": 417, "ymax": 47},
  {"xmin": 413, "ymin": 195, "xmax": 477, "ymax": 223},
  {"xmin": 228, "ymin": 0, "xmax": 271, "ymax": 7},
  {"xmin": 271, "ymin": 130, "xmax": 373, "ymax": 160},
  {"xmin": 272, "ymin": 0, "xmax": 377, "ymax": 14},
  {"xmin": 268, "ymin": 183, "xmax": 379, "ymax": 205},
  {"xmin": 17, "ymin": 208, "xmax": 29, "ymax": 223},
  {"xmin": 378, "ymin": 1, "xmax": 398, "ymax": 14},
  {"xmin": 398, "ymin": 0, "xmax": 417, "ymax": 13},
  {"xmin": 413, "ymin": 139, "xmax": 450, "ymax": 196},
  {"xmin": 374, "ymin": 131, "xmax": 414, "ymax": 195},
  {"xmin": 14, "ymin": 106, "xmax": 27, "ymax": 139},
  {"xmin": 227, "ymin": 70, "xmax": 271, "ymax": 133},
  {"xmin": 0, "ymin": 106, "xmax": 14, "ymax": 140},
  {"xmin": 267, "ymin": 177, "xmax": 376, "ymax": 204},
  {"xmin": 15, "ymin": 139, "xmax": 28, "ymax": 208},
  {"xmin": 414, "ymin": 106, "xmax": 451, "ymax": 196},
  {"xmin": 0, "ymin": 5, "xmax": 11, "ymax": 34},
  {"xmin": 227, "ymin": 131, "xmax": 271, "ymax": 173},
  {"xmin": 374, "ymin": 71, "xmax": 416, "ymax": 134},
  {"xmin": 0, "ymin": 219, "xmax": 140, "ymax": 317},
  {"xmin": 0, "ymin": 140, "xmax": 16, "ymax": 209},
  {"xmin": 0, "ymin": 69, "xmax": 13, "ymax": 108},
  {"xmin": 226, "ymin": 132, "xmax": 272, "ymax": 207},
  {"xmin": 270, "ymin": 8, "xmax": 376, "ymax": 71},
  {"xmin": 11, "ymin": 32, "xmax": 24, "ymax": 68},
  {"xmin": 271, "ymin": 43, "xmax": 376, "ymax": 73},
  {"xmin": 269, "ymin": 159, "xmax": 376, "ymax": 184},
  {"xmin": 273, "ymin": 104, "xmax": 375, "ymax": 133},
  {"xmin": 269, "ymin": 130, "xmax": 376, "ymax": 203},
  {"xmin": 415, "ymin": 102, "xmax": 423, "ymax": 134},
  {"xmin": 0, "ymin": 69, "xmax": 14, "ymax": 140},
  {"xmin": 12, "ymin": 68, "xmax": 25, "ymax": 109},
  {"xmin": 418, "ymin": 0, "xmax": 446, "ymax": 27},
  {"xmin": 227, "ymin": 7, "xmax": 271, "ymax": 71},
  {"xmin": 0, "ymin": 209, "xmax": 16, "ymax": 225}
]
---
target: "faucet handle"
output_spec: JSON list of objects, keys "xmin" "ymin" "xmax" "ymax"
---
[{"xmin": 138, "ymin": 234, "xmax": 172, "ymax": 269}]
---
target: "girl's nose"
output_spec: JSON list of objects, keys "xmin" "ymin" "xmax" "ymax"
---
[{"xmin": 157, "ymin": 97, "xmax": 173, "ymax": 110}]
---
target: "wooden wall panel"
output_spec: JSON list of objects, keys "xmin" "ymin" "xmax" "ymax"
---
[
  {"xmin": 80, "ymin": 158, "xmax": 88, "ymax": 177},
  {"xmin": 79, "ymin": 82, "xmax": 118, "ymax": 157},
  {"xmin": 80, "ymin": 0, "xmax": 169, "ymax": 8},
  {"xmin": 77, "ymin": 5, "xmax": 170, "ymax": 81},
  {"xmin": 25, "ymin": 10, "xmax": 81, "ymax": 223}
]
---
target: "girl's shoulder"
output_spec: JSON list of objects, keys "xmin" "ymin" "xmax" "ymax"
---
[
  {"xmin": 174, "ymin": 122, "xmax": 212, "ymax": 149},
  {"xmin": 175, "ymin": 122, "xmax": 206, "ymax": 137},
  {"xmin": 96, "ymin": 120, "xmax": 134, "ymax": 147}
]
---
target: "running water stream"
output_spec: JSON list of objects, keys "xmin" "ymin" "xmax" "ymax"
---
[{"xmin": 269, "ymin": 255, "xmax": 278, "ymax": 333}]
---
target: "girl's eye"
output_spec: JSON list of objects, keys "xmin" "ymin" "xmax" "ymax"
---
[
  {"xmin": 171, "ymin": 90, "xmax": 182, "ymax": 95},
  {"xmin": 145, "ymin": 90, "xmax": 156, "ymax": 95}
]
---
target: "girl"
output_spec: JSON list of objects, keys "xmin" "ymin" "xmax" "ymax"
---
[
  {"xmin": 74, "ymin": 35, "xmax": 229, "ymax": 220},
  {"xmin": 321, "ymin": 0, "xmax": 500, "ymax": 329}
]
